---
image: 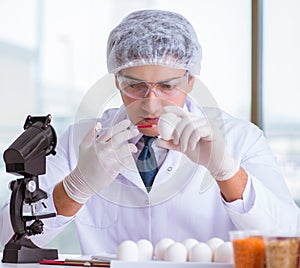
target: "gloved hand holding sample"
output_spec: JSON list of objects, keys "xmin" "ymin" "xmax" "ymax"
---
[
  {"xmin": 63, "ymin": 119, "xmax": 139, "ymax": 204},
  {"xmin": 157, "ymin": 106, "xmax": 239, "ymax": 181}
]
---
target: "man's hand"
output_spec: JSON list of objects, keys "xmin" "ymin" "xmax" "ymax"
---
[
  {"xmin": 63, "ymin": 119, "xmax": 139, "ymax": 204},
  {"xmin": 157, "ymin": 106, "xmax": 239, "ymax": 181}
]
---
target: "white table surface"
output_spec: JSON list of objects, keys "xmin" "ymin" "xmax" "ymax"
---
[{"xmin": 0, "ymin": 253, "xmax": 234, "ymax": 268}]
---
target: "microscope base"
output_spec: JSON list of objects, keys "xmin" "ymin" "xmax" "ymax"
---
[{"xmin": 2, "ymin": 236, "xmax": 58, "ymax": 263}]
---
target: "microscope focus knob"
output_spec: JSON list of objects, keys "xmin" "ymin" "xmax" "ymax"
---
[
  {"xmin": 26, "ymin": 180, "xmax": 37, "ymax": 193},
  {"xmin": 8, "ymin": 180, "xmax": 16, "ymax": 191}
]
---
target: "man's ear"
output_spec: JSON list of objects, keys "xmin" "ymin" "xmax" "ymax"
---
[{"xmin": 187, "ymin": 75, "xmax": 195, "ymax": 93}]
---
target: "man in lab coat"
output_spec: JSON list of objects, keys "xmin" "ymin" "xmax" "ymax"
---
[{"xmin": 1, "ymin": 9, "xmax": 299, "ymax": 255}]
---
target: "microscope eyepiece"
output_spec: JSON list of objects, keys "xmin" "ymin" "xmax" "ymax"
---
[{"xmin": 3, "ymin": 114, "xmax": 57, "ymax": 177}]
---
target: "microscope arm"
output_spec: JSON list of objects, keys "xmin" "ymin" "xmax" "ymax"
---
[
  {"xmin": 9, "ymin": 178, "xmax": 26, "ymax": 236},
  {"xmin": 9, "ymin": 176, "xmax": 56, "ymax": 238}
]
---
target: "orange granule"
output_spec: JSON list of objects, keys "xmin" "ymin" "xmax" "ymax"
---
[{"xmin": 232, "ymin": 236, "xmax": 265, "ymax": 268}]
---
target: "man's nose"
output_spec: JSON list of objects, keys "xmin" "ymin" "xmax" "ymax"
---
[
  {"xmin": 141, "ymin": 90, "xmax": 161, "ymax": 113},
  {"xmin": 145, "ymin": 87, "xmax": 158, "ymax": 98}
]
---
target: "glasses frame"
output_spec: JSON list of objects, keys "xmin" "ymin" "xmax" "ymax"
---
[{"xmin": 116, "ymin": 70, "xmax": 190, "ymax": 99}]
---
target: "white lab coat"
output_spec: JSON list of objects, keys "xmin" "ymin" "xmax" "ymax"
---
[{"xmin": 1, "ymin": 97, "xmax": 299, "ymax": 255}]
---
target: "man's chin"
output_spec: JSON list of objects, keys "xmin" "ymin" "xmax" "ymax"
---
[{"xmin": 138, "ymin": 126, "xmax": 159, "ymax": 137}]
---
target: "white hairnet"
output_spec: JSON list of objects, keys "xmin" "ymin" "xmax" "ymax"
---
[{"xmin": 106, "ymin": 9, "xmax": 202, "ymax": 75}]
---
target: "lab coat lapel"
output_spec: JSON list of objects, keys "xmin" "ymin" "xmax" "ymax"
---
[
  {"xmin": 119, "ymin": 149, "xmax": 183, "ymax": 193},
  {"xmin": 120, "ymin": 161, "xmax": 147, "ymax": 191}
]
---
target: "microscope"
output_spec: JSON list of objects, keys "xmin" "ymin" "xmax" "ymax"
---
[{"xmin": 2, "ymin": 115, "xmax": 59, "ymax": 263}]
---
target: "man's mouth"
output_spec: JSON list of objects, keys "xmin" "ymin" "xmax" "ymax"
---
[{"xmin": 144, "ymin": 117, "xmax": 159, "ymax": 124}]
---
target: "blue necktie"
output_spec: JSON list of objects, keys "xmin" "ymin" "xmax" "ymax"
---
[{"xmin": 137, "ymin": 136, "xmax": 158, "ymax": 192}]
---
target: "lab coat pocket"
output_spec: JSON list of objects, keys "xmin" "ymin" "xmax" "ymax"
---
[{"xmin": 76, "ymin": 196, "xmax": 119, "ymax": 229}]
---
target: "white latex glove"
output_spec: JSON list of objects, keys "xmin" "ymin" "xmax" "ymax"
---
[
  {"xmin": 63, "ymin": 119, "xmax": 139, "ymax": 204},
  {"xmin": 157, "ymin": 106, "xmax": 239, "ymax": 181}
]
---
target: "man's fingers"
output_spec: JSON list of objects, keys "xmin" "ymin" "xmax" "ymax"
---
[
  {"xmin": 157, "ymin": 138, "xmax": 181, "ymax": 151},
  {"xmin": 111, "ymin": 129, "xmax": 139, "ymax": 145},
  {"xmin": 80, "ymin": 123, "xmax": 101, "ymax": 148},
  {"xmin": 97, "ymin": 119, "xmax": 132, "ymax": 142}
]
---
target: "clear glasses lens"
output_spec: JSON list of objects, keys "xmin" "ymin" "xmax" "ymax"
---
[{"xmin": 117, "ymin": 71, "xmax": 189, "ymax": 99}]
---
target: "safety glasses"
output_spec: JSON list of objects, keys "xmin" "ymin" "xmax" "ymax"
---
[{"xmin": 116, "ymin": 71, "xmax": 189, "ymax": 99}]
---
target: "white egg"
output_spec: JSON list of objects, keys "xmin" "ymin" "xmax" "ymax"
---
[
  {"xmin": 182, "ymin": 238, "xmax": 199, "ymax": 260},
  {"xmin": 158, "ymin": 113, "xmax": 179, "ymax": 140},
  {"xmin": 206, "ymin": 237, "xmax": 224, "ymax": 261},
  {"xmin": 188, "ymin": 242, "xmax": 212, "ymax": 262},
  {"xmin": 137, "ymin": 239, "xmax": 153, "ymax": 261},
  {"xmin": 163, "ymin": 242, "xmax": 187, "ymax": 262},
  {"xmin": 214, "ymin": 242, "xmax": 234, "ymax": 263},
  {"xmin": 116, "ymin": 240, "xmax": 138, "ymax": 261},
  {"xmin": 154, "ymin": 238, "xmax": 175, "ymax": 260}
]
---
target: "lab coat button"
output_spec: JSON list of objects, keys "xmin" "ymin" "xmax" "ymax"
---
[
  {"xmin": 144, "ymin": 199, "xmax": 149, "ymax": 205},
  {"xmin": 167, "ymin": 167, "xmax": 173, "ymax": 172}
]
